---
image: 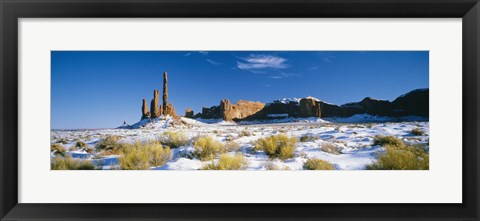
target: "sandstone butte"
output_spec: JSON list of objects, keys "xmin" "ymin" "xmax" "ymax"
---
[{"xmin": 140, "ymin": 72, "xmax": 429, "ymax": 122}]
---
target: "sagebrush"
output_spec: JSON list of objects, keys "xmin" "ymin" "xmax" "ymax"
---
[
  {"xmin": 201, "ymin": 153, "xmax": 248, "ymax": 170},
  {"xmin": 254, "ymin": 134, "xmax": 296, "ymax": 160},
  {"xmin": 51, "ymin": 156, "xmax": 96, "ymax": 170},
  {"xmin": 303, "ymin": 158, "xmax": 335, "ymax": 170},
  {"xmin": 160, "ymin": 131, "xmax": 190, "ymax": 148},
  {"xmin": 193, "ymin": 136, "xmax": 225, "ymax": 161},
  {"xmin": 119, "ymin": 141, "xmax": 172, "ymax": 170}
]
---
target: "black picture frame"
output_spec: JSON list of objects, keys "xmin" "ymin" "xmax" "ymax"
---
[{"xmin": 1, "ymin": 0, "xmax": 479, "ymax": 220}]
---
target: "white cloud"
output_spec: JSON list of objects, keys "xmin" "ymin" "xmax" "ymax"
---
[
  {"xmin": 185, "ymin": 51, "xmax": 208, "ymax": 56},
  {"xmin": 237, "ymin": 54, "xmax": 289, "ymax": 71},
  {"xmin": 206, "ymin": 59, "xmax": 222, "ymax": 65},
  {"xmin": 268, "ymin": 72, "xmax": 300, "ymax": 79}
]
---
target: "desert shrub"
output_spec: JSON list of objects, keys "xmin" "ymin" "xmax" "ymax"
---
[
  {"xmin": 76, "ymin": 141, "xmax": 86, "ymax": 148},
  {"xmin": 366, "ymin": 144, "xmax": 429, "ymax": 170},
  {"xmin": 320, "ymin": 143, "xmax": 341, "ymax": 155},
  {"xmin": 118, "ymin": 146, "xmax": 149, "ymax": 170},
  {"xmin": 372, "ymin": 135, "xmax": 404, "ymax": 147},
  {"xmin": 238, "ymin": 130, "xmax": 252, "ymax": 137},
  {"xmin": 303, "ymin": 158, "xmax": 335, "ymax": 170},
  {"xmin": 160, "ymin": 131, "xmax": 190, "ymax": 148},
  {"xmin": 193, "ymin": 136, "xmax": 225, "ymax": 161},
  {"xmin": 69, "ymin": 145, "xmax": 79, "ymax": 151},
  {"xmin": 263, "ymin": 161, "xmax": 280, "ymax": 170},
  {"xmin": 51, "ymin": 156, "xmax": 95, "ymax": 170},
  {"xmin": 201, "ymin": 153, "xmax": 248, "ymax": 170},
  {"xmin": 51, "ymin": 143, "xmax": 66, "ymax": 155},
  {"xmin": 225, "ymin": 141, "xmax": 241, "ymax": 152},
  {"xmin": 148, "ymin": 143, "xmax": 173, "ymax": 167},
  {"xmin": 411, "ymin": 128, "xmax": 425, "ymax": 136},
  {"xmin": 95, "ymin": 136, "xmax": 124, "ymax": 154},
  {"xmin": 299, "ymin": 134, "xmax": 317, "ymax": 142},
  {"xmin": 119, "ymin": 141, "xmax": 172, "ymax": 170},
  {"xmin": 56, "ymin": 138, "xmax": 69, "ymax": 144},
  {"xmin": 254, "ymin": 134, "xmax": 296, "ymax": 160}
]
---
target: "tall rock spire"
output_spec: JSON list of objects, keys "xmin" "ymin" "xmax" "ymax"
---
[
  {"xmin": 150, "ymin": 90, "xmax": 161, "ymax": 118},
  {"xmin": 141, "ymin": 98, "xmax": 150, "ymax": 119},
  {"xmin": 140, "ymin": 71, "xmax": 177, "ymax": 120},
  {"xmin": 162, "ymin": 72, "xmax": 168, "ymax": 115}
]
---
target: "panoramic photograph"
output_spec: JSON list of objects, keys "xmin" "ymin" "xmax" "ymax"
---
[{"xmin": 51, "ymin": 51, "xmax": 429, "ymax": 170}]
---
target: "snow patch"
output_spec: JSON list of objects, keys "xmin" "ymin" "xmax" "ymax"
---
[{"xmin": 324, "ymin": 114, "xmax": 428, "ymax": 123}]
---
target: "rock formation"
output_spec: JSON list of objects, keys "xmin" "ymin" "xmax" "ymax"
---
[
  {"xmin": 160, "ymin": 72, "xmax": 177, "ymax": 117},
  {"xmin": 150, "ymin": 90, "xmax": 161, "ymax": 118},
  {"xmin": 139, "ymin": 77, "xmax": 428, "ymax": 122},
  {"xmin": 219, "ymin": 99, "xmax": 233, "ymax": 121},
  {"xmin": 392, "ymin": 89, "xmax": 429, "ymax": 117},
  {"xmin": 201, "ymin": 106, "xmax": 221, "ymax": 119},
  {"xmin": 197, "ymin": 88, "xmax": 429, "ymax": 121},
  {"xmin": 200, "ymin": 99, "xmax": 265, "ymax": 121},
  {"xmin": 341, "ymin": 97, "xmax": 394, "ymax": 116},
  {"xmin": 299, "ymin": 97, "xmax": 321, "ymax": 117},
  {"xmin": 141, "ymin": 71, "xmax": 177, "ymax": 120},
  {"xmin": 185, "ymin": 108, "xmax": 194, "ymax": 118},
  {"xmin": 141, "ymin": 98, "xmax": 150, "ymax": 119},
  {"xmin": 162, "ymin": 72, "xmax": 169, "ymax": 116}
]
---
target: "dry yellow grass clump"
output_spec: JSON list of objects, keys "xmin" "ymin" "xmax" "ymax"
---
[
  {"xmin": 320, "ymin": 143, "xmax": 341, "ymax": 155},
  {"xmin": 202, "ymin": 153, "xmax": 248, "ymax": 170},
  {"xmin": 367, "ymin": 144, "xmax": 429, "ymax": 170},
  {"xmin": 411, "ymin": 128, "xmax": 425, "ymax": 136},
  {"xmin": 193, "ymin": 136, "xmax": 225, "ymax": 161},
  {"xmin": 372, "ymin": 135, "xmax": 404, "ymax": 147},
  {"xmin": 51, "ymin": 156, "xmax": 95, "ymax": 170},
  {"xmin": 95, "ymin": 135, "xmax": 124, "ymax": 154},
  {"xmin": 51, "ymin": 143, "xmax": 66, "ymax": 156},
  {"xmin": 299, "ymin": 134, "xmax": 317, "ymax": 142},
  {"xmin": 367, "ymin": 135, "xmax": 429, "ymax": 170},
  {"xmin": 254, "ymin": 134, "xmax": 296, "ymax": 160},
  {"xmin": 119, "ymin": 141, "xmax": 172, "ymax": 170},
  {"xmin": 160, "ymin": 131, "xmax": 190, "ymax": 148},
  {"xmin": 303, "ymin": 158, "xmax": 335, "ymax": 170}
]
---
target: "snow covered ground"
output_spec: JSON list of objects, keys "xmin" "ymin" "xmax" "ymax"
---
[{"xmin": 51, "ymin": 114, "xmax": 429, "ymax": 170}]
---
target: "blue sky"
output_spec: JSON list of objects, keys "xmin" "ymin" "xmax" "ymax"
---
[{"xmin": 51, "ymin": 51, "xmax": 428, "ymax": 129}]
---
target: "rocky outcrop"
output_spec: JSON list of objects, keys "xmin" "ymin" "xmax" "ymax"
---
[
  {"xmin": 223, "ymin": 100, "xmax": 265, "ymax": 121},
  {"xmin": 163, "ymin": 103, "xmax": 176, "ymax": 117},
  {"xmin": 200, "ymin": 99, "xmax": 265, "ymax": 121},
  {"xmin": 141, "ymin": 99, "xmax": 150, "ymax": 119},
  {"xmin": 299, "ymin": 97, "xmax": 321, "ymax": 117},
  {"xmin": 198, "ymin": 89, "xmax": 429, "ymax": 121},
  {"xmin": 185, "ymin": 108, "xmax": 194, "ymax": 118},
  {"xmin": 392, "ymin": 89, "xmax": 429, "ymax": 117},
  {"xmin": 341, "ymin": 97, "xmax": 394, "ymax": 116},
  {"xmin": 220, "ymin": 99, "xmax": 233, "ymax": 120},
  {"xmin": 201, "ymin": 106, "xmax": 221, "ymax": 119},
  {"xmin": 150, "ymin": 90, "xmax": 161, "ymax": 118},
  {"xmin": 140, "ymin": 80, "xmax": 428, "ymax": 122}
]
